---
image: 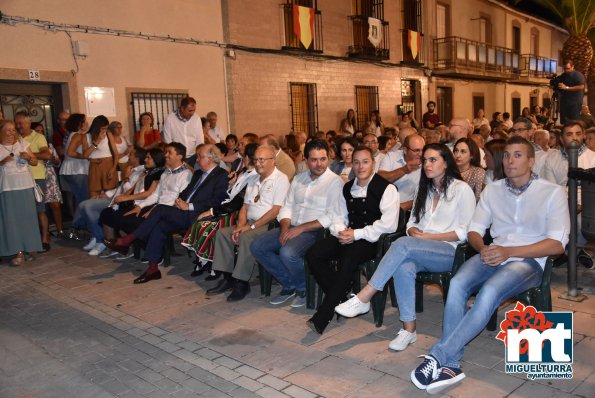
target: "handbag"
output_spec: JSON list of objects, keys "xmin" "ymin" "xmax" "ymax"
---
[{"xmin": 33, "ymin": 182, "xmax": 44, "ymax": 203}]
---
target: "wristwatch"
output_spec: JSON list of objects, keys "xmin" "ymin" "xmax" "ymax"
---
[{"xmin": 250, "ymin": 224, "xmax": 256, "ymax": 230}]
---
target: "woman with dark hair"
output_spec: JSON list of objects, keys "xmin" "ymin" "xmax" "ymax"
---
[
  {"xmin": 331, "ymin": 137, "xmax": 358, "ymax": 182},
  {"xmin": 483, "ymin": 139, "xmax": 506, "ymax": 184},
  {"xmin": 367, "ymin": 110, "xmax": 384, "ymax": 136},
  {"xmin": 453, "ymin": 137, "xmax": 485, "ymax": 202},
  {"xmin": 340, "ymin": 109, "xmax": 356, "ymax": 135},
  {"xmin": 99, "ymin": 147, "xmax": 165, "ymax": 256},
  {"xmin": 85, "ymin": 115, "xmax": 119, "ymax": 198},
  {"xmin": 522, "ymin": 107, "xmax": 538, "ymax": 125},
  {"xmin": 109, "ymin": 121, "xmax": 131, "ymax": 177},
  {"xmin": 60, "ymin": 113, "xmax": 90, "ymax": 212},
  {"xmin": 183, "ymin": 143, "xmax": 260, "ymax": 276},
  {"xmin": 335, "ymin": 143, "xmax": 476, "ymax": 351},
  {"xmin": 135, "ymin": 112, "xmax": 162, "ymax": 150}
]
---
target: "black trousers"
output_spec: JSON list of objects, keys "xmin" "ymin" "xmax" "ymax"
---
[
  {"xmin": 306, "ymin": 236, "xmax": 377, "ymax": 330},
  {"xmin": 99, "ymin": 205, "xmax": 155, "ymax": 235}
]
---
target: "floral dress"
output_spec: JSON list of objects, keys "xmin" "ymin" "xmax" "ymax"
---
[{"xmin": 44, "ymin": 144, "xmax": 63, "ymax": 203}]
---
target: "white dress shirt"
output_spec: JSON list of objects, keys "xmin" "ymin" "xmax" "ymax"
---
[
  {"xmin": 406, "ymin": 179, "xmax": 476, "ymax": 247},
  {"xmin": 244, "ymin": 168, "xmax": 290, "ymax": 221},
  {"xmin": 374, "ymin": 151, "xmax": 385, "ymax": 172},
  {"xmin": 278, "ymin": 167, "xmax": 344, "ymax": 228},
  {"xmin": 378, "ymin": 149, "xmax": 421, "ymax": 203},
  {"xmin": 469, "ymin": 178, "xmax": 570, "ymax": 268},
  {"xmin": 222, "ymin": 168, "xmax": 258, "ymax": 204},
  {"xmin": 330, "ymin": 175, "xmax": 400, "ymax": 243},
  {"xmin": 163, "ymin": 111, "xmax": 204, "ymax": 157},
  {"xmin": 543, "ymin": 147, "xmax": 595, "ymax": 186},
  {"xmin": 136, "ymin": 165, "xmax": 191, "ymax": 208}
]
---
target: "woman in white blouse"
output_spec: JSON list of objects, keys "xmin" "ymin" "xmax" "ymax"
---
[
  {"xmin": 335, "ymin": 143, "xmax": 476, "ymax": 352},
  {"xmin": 0, "ymin": 120, "xmax": 42, "ymax": 265}
]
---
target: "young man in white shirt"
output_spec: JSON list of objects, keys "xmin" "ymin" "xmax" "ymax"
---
[
  {"xmin": 378, "ymin": 133, "xmax": 424, "ymax": 210},
  {"xmin": 207, "ymin": 146, "xmax": 290, "ymax": 301},
  {"xmin": 306, "ymin": 146, "xmax": 399, "ymax": 334},
  {"xmin": 163, "ymin": 97, "xmax": 204, "ymax": 166},
  {"xmin": 250, "ymin": 139, "xmax": 344, "ymax": 308},
  {"xmin": 411, "ymin": 136, "xmax": 569, "ymax": 395},
  {"xmin": 543, "ymin": 120, "xmax": 595, "ymax": 185}
]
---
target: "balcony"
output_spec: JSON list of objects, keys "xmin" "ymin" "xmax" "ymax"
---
[
  {"xmin": 520, "ymin": 54, "xmax": 558, "ymax": 78},
  {"xmin": 432, "ymin": 37, "xmax": 558, "ymax": 81},
  {"xmin": 433, "ymin": 36, "xmax": 521, "ymax": 79},
  {"xmin": 348, "ymin": 15, "xmax": 390, "ymax": 60},
  {"xmin": 282, "ymin": 4, "xmax": 323, "ymax": 53}
]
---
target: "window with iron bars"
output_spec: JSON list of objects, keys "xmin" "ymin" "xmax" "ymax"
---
[
  {"xmin": 289, "ymin": 83, "xmax": 318, "ymax": 137},
  {"xmin": 282, "ymin": 0, "xmax": 323, "ymax": 52},
  {"xmin": 349, "ymin": 0, "xmax": 389, "ymax": 60},
  {"xmin": 130, "ymin": 92, "xmax": 188, "ymax": 139},
  {"xmin": 355, "ymin": 86, "xmax": 379, "ymax": 130},
  {"xmin": 402, "ymin": 0, "xmax": 424, "ymax": 64}
]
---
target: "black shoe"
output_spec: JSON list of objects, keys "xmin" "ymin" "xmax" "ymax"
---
[
  {"xmin": 227, "ymin": 280, "xmax": 250, "ymax": 302},
  {"xmin": 206, "ymin": 278, "xmax": 233, "ymax": 296},
  {"xmin": 133, "ymin": 270, "xmax": 162, "ymax": 284},
  {"xmin": 205, "ymin": 270, "xmax": 221, "ymax": 281},
  {"xmin": 306, "ymin": 317, "xmax": 326, "ymax": 335},
  {"xmin": 41, "ymin": 242, "xmax": 50, "ymax": 253},
  {"xmin": 191, "ymin": 261, "xmax": 212, "ymax": 277}
]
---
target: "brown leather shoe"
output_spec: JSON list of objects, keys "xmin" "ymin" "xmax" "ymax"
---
[{"xmin": 133, "ymin": 270, "xmax": 162, "ymax": 284}]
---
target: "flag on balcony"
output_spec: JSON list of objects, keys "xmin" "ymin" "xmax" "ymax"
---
[
  {"xmin": 368, "ymin": 17, "xmax": 382, "ymax": 48},
  {"xmin": 408, "ymin": 30, "xmax": 421, "ymax": 60},
  {"xmin": 293, "ymin": 5, "xmax": 314, "ymax": 49}
]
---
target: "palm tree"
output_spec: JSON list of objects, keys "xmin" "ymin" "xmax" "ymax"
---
[{"xmin": 528, "ymin": 0, "xmax": 595, "ymax": 108}]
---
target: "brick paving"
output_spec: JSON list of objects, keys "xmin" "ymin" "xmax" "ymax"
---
[{"xmin": 0, "ymin": 238, "xmax": 593, "ymax": 398}]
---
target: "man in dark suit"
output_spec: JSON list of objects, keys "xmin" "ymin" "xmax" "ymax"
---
[{"xmin": 107, "ymin": 144, "xmax": 229, "ymax": 283}]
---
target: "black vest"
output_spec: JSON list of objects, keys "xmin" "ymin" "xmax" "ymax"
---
[{"xmin": 343, "ymin": 174, "xmax": 390, "ymax": 229}]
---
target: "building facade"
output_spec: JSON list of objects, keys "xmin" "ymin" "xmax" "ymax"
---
[{"xmin": 0, "ymin": 1, "xmax": 568, "ymax": 142}]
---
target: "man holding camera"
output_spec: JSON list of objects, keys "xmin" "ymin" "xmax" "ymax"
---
[{"xmin": 557, "ymin": 60, "xmax": 585, "ymax": 124}]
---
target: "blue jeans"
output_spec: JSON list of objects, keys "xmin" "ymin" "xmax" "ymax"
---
[
  {"xmin": 430, "ymin": 254, "xmax": 543, "ymax": 368},
  {"xmin": 250, "ymin": 227, "xmax": 319, "ymax": 292},
  {"xmin": 62, "ymin": 174, "xmax": 89, "ymax": 208},
  {"xmin": 369, "ymin": 236, "xmax": 456, "ymax": 322},
  {"xmin": 73, "ymin": 198, "xmax": 110, "ymax": 240}
]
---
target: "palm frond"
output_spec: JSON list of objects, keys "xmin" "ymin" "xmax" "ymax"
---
[{"xmin": 532, "ymin": 0, "xmax": 595, "ymax": 35}]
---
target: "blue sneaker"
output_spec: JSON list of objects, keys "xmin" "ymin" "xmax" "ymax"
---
[
  {"xmin": 269, "ymin": 288, "xmax": 295, "ymax": 305},
  {"xmin": 411, "ymin": 355, "xmax": 440, "ymax": 390},
  {"xmin": 426, "ymin": 366, "xmax": 465, "ymax": 395}
]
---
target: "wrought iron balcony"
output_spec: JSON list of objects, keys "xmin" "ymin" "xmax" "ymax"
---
[
  {"xmin": 348, "ymin": 15, "xmax": 390, "ymax": 60},
  {"xmin": 282, "ymin": 4, "xmax": 323, "ymax": 53},
  {"xmin": 433, "ymin": 36, "xmax": 522, "ymax": 79}
]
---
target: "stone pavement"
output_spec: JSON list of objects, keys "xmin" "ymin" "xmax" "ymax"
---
[{"xmin": 0, "ymin": 238, "xmax": 593, "ymax": 398}]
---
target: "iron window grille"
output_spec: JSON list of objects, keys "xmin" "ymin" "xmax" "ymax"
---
[
  {"xmin": 130, "ymin": 92, "xmax": 188, "ymax": 139},
  {"xmin": 355, "ymin": 86, "xmax": 379, "ymax": 130},
  {"xmin": 289, "ymin": 82, "xmax": 318, "ymax": 137}
]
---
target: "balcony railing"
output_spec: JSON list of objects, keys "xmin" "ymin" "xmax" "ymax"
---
[
  {"xmin": 348, "ymin": 15, "xmax": 390, "ymax": 60},
  {"xmin": 433, "ymin": 36, "xmax": 521, "ymax": 77},
  {"xmin": 520, "ymin": 54, "xmax": 558, "ymax": 78},
  {"xmin": 282, "ymin": 4, "xmax": 323, "ymax": 53}
]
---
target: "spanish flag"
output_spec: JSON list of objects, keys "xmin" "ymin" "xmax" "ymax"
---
[
  {"xmin": 293, "ymin": 5, "xmax": 314, "ymax": 49},
  {"xmin": 408, "ymin": 30, "xmax": 421, "ymax": 60}
]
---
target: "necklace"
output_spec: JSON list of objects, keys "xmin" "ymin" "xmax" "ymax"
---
[{"xmin": 1, "ymin": 143, "xmax": 15, "ymax": 157}]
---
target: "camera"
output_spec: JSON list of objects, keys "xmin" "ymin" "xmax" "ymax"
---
[{"xmin": 549, "ymin": 74, "xmax": 561, "ymax": 90}]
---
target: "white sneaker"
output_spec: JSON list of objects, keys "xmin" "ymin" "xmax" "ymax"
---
[
  {"xmin": 83, "ymin": 237, "xmax": 97, "ymax": 251},
  {"xmin": 334, "ymin": 294, "xmax": 370, "ymax": 318},
  {"xmin": 89, "ymin": 243, "xmax": 106, "ymax": 256},
  {"xmin": 389, "ymin": 329, "xmax": 417, "ymax": 351}
]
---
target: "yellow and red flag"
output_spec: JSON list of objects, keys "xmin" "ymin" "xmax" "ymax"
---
[
  {"xmin": 293, "ymin": 5, "xmax": 314, "ymax": 49},
  {"xmin": 408, "ymin": 30, "xmax": 421, "ymax": 60}
]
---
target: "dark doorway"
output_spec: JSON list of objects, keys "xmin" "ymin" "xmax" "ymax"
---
[{"xmin": 436, "ymin": 86, "xmax": 453, "ymax": 124}]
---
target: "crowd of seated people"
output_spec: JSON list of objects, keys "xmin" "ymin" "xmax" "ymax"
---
[{"xmin": 4, "ymin": 99, "xmax": 595, "ymax": 394}]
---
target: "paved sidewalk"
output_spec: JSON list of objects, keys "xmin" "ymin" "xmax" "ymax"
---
[{"xmin": 0, "ymin": 239, "xmax": 593, "ymax": 398}]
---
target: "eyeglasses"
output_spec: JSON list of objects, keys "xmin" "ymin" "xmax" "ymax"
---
[
  {"xmin": 254, "ymin": 157, "xmax": 274, "ymax": 163},
  {"xmin": 510, "ymin": 128, "xmax": 529, "ymax": 133},
  {"xmin": 404, "ymin": 146, "xmax": 423, "ymax": 153}
]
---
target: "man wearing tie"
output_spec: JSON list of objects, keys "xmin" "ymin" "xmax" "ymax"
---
[{"xmin": 107, "ymin": 144, "xmax": 229, "ymax": 284}]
